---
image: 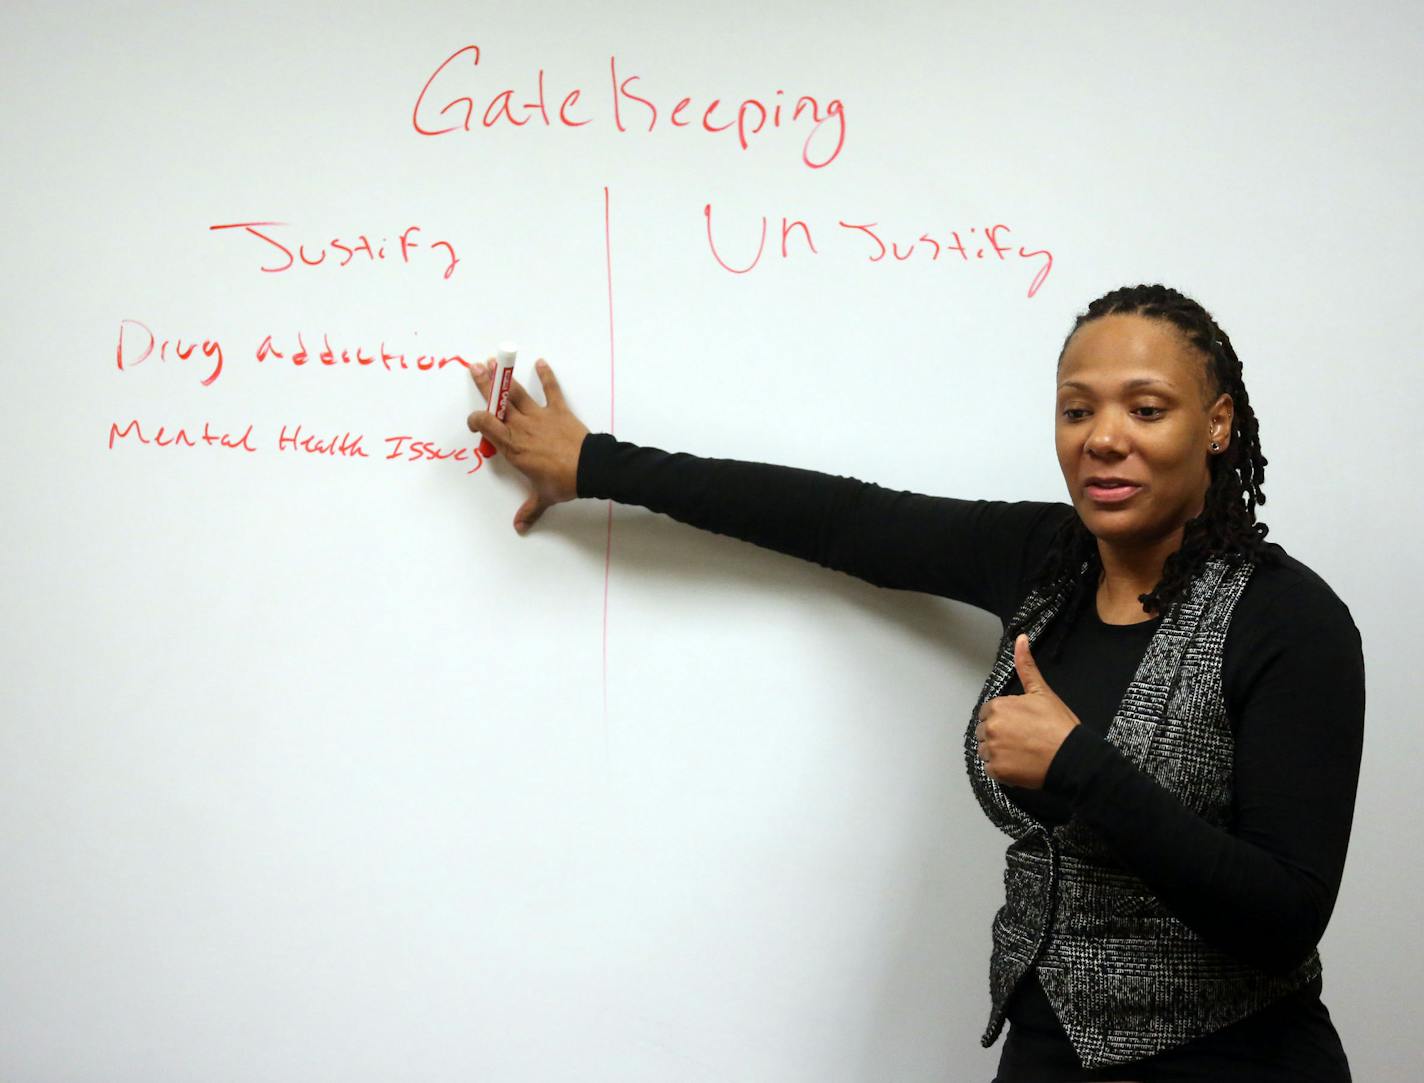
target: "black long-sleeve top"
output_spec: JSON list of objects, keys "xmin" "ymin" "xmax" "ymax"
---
[{"xmin": 575, "ymin": 432, "xmax": 1365, "ymax": 1081}]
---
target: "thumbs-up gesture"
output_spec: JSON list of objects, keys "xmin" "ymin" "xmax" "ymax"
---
[{"xmin": 974, "ymin": 634, "xmax": 1082, "ymax": 790}]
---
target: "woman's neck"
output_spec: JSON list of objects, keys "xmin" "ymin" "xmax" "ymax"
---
[{"xmin": 1096, "ymin": 528, "xmax": 1185, "ymax": 610}]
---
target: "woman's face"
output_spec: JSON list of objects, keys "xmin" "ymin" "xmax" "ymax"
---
[{"xmin": 1055, "ymin": 313, "xmax": 1233, "ymax": 550}]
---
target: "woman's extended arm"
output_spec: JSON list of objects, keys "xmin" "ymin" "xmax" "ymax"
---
[
  {"xmin": 464, "ymin": 358, "xmax": 1068, "ymax": 615},
  {"xmin": 1042, "ymin": 584, "xmax": 1366, "ymax": 976},
  {"xmin": 577, "ymin": 432, "xmax": 1064, "ymax": 609}
]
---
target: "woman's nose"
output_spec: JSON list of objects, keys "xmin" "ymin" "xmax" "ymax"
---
[{"xmin": 1087, "ymin": 415, "xmax": 1131, "ymax": 454}]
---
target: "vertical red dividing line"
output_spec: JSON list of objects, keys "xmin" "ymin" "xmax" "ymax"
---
[{"xmin": 602, "ymin": 185, "xmax": 617, "ymax": 732}]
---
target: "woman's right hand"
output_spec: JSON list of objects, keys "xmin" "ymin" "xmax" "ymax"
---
[{"xmin": 467, "ymin": 358, "xmax": 591, "ymax": 534}]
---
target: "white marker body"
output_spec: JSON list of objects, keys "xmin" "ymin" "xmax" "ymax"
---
[{"xmin": 480, "ymin": 343, "xmax": 518, "ymax": 457}]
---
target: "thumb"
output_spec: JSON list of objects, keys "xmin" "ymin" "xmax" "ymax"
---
[
  {"xmin": 1014, "ymin": 633, "xmax": 1052, "ymax": 696},
  {"xmin": 513, "ymin": 493, "xmax": 548, "ymax": 535}
]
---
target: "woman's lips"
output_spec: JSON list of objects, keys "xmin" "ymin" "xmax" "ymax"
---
[{"xmin": 1085, "ymin": 482, "xmax": 1141, "ymax": 503}]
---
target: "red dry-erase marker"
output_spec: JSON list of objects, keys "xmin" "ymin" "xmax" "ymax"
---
[{"xmin": 480, "ymin": 343, "xmax": 517, "ymax": 458}]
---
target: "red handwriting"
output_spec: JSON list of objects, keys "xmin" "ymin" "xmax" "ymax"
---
[
  {"xmin": 704, "ymin": 205, "xmax": 1055, "ymax": 298},
  {"xmin": 209, "ymin": 222, "xmax": 459, "ymax": 279},
  {"xmin": 109, "ymin": 421, "xmax": 489, "ymax": 476},
  {"xmin": 117, "ymin": 319, "xmax": 224, "ymax": 385},
  {"xmin": 109, "ymin": 419, "xmax": 257, "ymax": 452},
  {"xmin": 412, "ymin": 45, "xmax": 846, "ymax": 168},
  {"xmin": 256, "ymin": 333, "xmax": 470, "ymax": 374},
  {"xmin": 382, "ymin": 434, "xmax": 483, "ymax": 467},
  {"xmin": 116, "ymin": 323, "xmax": 477, "ymax": 385},
  {"xmin": 278, "ymin": 425, "xmax": 369, "ymax": 458}
]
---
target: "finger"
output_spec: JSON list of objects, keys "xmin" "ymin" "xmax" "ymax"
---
[
  {"xmin": 467, "ymin": 409, "xmax": 512, "ymax": 452},
  {"xmin": 514, "ymin": 493, "xmax": 548, "ymax": 535},
  {"xmin": 505, "ymin": 374, "xmax": 539, "ymax": 413},
  {"xmin": 1014, "ymin": 634, "xmax": 1047, "ymax": 695},
  {"xmin": 470, "ymin": 357, "xmax": 495, "ymax": 396},
  {"xmin": 534, "ymin": 359, "xmax": 567, "ymax": 409},
  {"xmin": 974, "ymin": 721, "xmax": 986, "ymax": 743}
]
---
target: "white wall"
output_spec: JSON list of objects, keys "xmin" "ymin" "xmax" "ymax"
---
[{"xmin": 2, "ymin": 2, "xmax": 1418, "ymax": 1080}]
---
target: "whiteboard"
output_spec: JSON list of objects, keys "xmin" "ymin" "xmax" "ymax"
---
[{"xmin": 3, "ymin": 2, "xmax": 1419, "ymax": 1080}]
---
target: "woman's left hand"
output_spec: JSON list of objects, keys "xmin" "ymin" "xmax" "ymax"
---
[{"xmin": 975, "ymin": 634, "xmax": 1082, "ymax": 790}]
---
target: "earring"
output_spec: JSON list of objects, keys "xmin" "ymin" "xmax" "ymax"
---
[{"xmin": 1210, "ymin": 442, "xmax": 1221, "ymax": 452}]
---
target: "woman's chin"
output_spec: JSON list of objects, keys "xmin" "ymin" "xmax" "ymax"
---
[{"xmin": 1077, "ymin": 508, "xmax": 1148, "ymax": 544}]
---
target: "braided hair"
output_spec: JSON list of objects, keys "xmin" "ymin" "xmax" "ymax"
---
[{"xmin": 1017, "ymin": 283, "xmax": 1280, "ymax": 660}]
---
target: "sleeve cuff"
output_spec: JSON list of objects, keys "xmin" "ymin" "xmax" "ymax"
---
[
  {"xmin": 1043, "ymin": 724, "xmax": 1119, "ymax": 804},
  {"xmin": 575, "ymin": 432, "xmax": 619, "ymax": 499}
]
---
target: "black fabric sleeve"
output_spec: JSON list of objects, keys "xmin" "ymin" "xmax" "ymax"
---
[
  {"xmin": 1042, "ymin": 583, "xmax": 1366, "ymax": 976},
  {"xmin": 576, "ymin": 431, "xmax": 1069, "ymax": 619}
]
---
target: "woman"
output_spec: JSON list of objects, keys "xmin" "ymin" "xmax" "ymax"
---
[{"xmin": 465, "ymin": 284, "xmax": 1365, "ymax": 1081}]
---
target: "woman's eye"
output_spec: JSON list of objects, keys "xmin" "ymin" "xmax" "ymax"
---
[{"xmin": 1059, "ymin": 406, "xmax": 1164, "ymax": 421}]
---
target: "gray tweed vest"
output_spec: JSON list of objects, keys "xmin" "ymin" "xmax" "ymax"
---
[{"xmin": 965, "ymin": 556, "xmax": 1321, "ymax": 1069}]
